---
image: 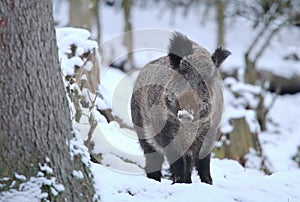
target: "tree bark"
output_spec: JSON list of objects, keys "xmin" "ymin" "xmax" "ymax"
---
[{"xmin": 0, "ymin": 1, "xmax": 97, "ymax": 201}]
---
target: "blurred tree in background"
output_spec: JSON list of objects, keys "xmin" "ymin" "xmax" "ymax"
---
[{"xmin": 69, "ymin": 0, "xmax": 101, "ymax": 41}]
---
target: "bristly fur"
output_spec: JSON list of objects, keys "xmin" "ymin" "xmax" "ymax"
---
[
  {"xmin": 211, "ymin": 47, "xmax": 231, "ymax": 68},
  {"xmin": 168, "ymin": 31, "xmax": 193, "ymax": 69}
]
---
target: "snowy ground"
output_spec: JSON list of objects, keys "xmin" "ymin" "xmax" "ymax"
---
[
  {"xmin": 91, "ymin": 159, "xmax": 300, "ymax": 202},
  {"xmin": 53, "ymin": 2, "xmax": 300, "ymax": 202},
  {"xmin": 260, "ymin": 93, "xmax": 300, "ymax": 172}
]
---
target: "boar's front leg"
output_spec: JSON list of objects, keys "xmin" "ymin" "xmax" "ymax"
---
[
  {"xmin": 195, "ymin": 153, "xmax": 213, "ymax": 185},
  {"xmin": 139, "ymin": 139, "xmax": 164, "ymax": 182},
  {"xmin": 166, "ymin": 150, "xmax": 193, "ymax": 184}
]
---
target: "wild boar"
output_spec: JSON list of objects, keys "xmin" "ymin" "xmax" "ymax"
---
[{"xmin": 131, "ymin": 31, "xmax": 230, "ymax": 184}]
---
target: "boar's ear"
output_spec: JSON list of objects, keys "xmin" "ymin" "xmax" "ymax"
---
[
  {"xmin": 168, "ymin": 31, "xmax": 193, "ymax": 70},
  {"xmin": 211, "ymin": 47, "xmax": 231, "ymax": 68}
]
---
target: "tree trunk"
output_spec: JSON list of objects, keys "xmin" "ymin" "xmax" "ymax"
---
[
  {"xmin": 69, "ymin": 0, "xmax": 93, "ymax": 29},
  {"xmin": 0, "ymin": 1, "xmax": 97, "ymax": 201},
  {"xmin": 216, "ymin": 0, "xmax": 225, "ymax": 47},
  {"xmin": 95, "ymin": 0, "xmax": 102, "ymax": 52},
  {"xmin": 244, "ymin": 53, "xmax": 258, "ymax": 84},
  {"xmin": 214, "ymin": 118, "xmax": 262, "ymax": 166},
  {"xmin": 122, "ymin": 0, "xmax": 134, "ymax": 70}
]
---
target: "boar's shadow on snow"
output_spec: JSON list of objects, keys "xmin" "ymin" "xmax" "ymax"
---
[{"xmin": 131, "ymin": 31, "xmax": 230, "ymax": 184}]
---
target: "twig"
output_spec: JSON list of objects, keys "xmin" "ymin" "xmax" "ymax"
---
[{"xmin": 264, "ymin": 87, "xmax": 280, "ymax": 117}]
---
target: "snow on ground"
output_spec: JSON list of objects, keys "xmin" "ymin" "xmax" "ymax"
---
[
  {"xmin": 260, "ymin": 93, "xmax": 300, "ymax": 172},
  {"xmin": 91, "ymin": 159, "xmax": 300, "ymax": 202}
]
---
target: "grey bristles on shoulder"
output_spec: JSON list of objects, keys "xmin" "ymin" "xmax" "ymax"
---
[
  {"xmin": 168, "ymin": 31, "xmax": 193, "ymax": 69},
  {"xmin": 211, "ymin": 47, "xmax": 231, "ymax": 68}
]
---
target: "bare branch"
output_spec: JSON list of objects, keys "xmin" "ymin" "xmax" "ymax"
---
[
  {"xmin": 254, "ymin": 21, "xmax": 286, "ymax": 63},
  {"xmin": 245, "ymin": 22, "xmax": 270, "ymax": 58}
]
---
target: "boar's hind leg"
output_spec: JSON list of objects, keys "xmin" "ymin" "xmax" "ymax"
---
[
  {"xmin": 139, "ymin": 139, "xmax": 164, "ymax": 182},
  {"xmin": 195, "ymin": 153, "xmax": 213, "ymax": 185}
]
